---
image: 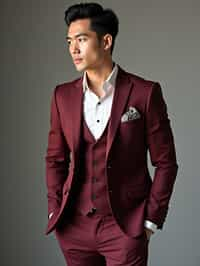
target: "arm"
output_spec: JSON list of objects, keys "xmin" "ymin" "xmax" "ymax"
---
[
  {"xmin": 145, "ymin": 82, "xmax": 178, "ymax": 229},
  {"xmin": 45, "ymin": 86, "xmax": 71, "ymax": 218}
]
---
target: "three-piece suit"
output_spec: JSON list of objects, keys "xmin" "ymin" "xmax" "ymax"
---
[{"xmin": 45, "ymin": 65, "xmax": 178, "ymax": 265}]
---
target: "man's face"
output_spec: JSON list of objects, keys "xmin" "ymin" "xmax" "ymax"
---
[{"xmin": 66, "ymin": 18, "xmax": 104, "ymax": 72}]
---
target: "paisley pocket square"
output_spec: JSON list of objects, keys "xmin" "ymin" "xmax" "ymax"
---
[{"xmin": 121, "ymin": 106, "xmax": 141, "ymax": 122}]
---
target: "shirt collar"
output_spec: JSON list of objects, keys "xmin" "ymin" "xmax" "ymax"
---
[{"xmin": 82, "ymin": 62, "xmax": 118, "ymax": 94}]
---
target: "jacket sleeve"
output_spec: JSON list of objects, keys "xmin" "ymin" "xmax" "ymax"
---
[
  {"xmin": 45, "ymin": 86, "xmax": 71, "ymax": 216},
  {"xmin": 145, "ymin": 82, "xmax": 178, "ymax": 229}
]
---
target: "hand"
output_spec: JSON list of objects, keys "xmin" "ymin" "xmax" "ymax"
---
[{"xmin": 144, "ymin": 228, "xmax": 154, "ymax": 241}]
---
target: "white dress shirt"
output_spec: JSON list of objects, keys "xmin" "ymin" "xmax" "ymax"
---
[
  {"xmin": 82, "ymin": 63, "xmax": 118, "ymax": 140},
  {"xmin": 82, "ymin": 63, "xmax": 157, "ymax": 233}
]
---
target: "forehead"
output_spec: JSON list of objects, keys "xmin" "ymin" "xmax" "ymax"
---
[{"xmin": 67, "ymin": 18, "xmax": 92, "ymax": 37}]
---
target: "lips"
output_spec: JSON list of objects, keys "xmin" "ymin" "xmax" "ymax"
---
[{"xmin": 74, "ymin": 58, "xmax": 83, "ymax": 64}]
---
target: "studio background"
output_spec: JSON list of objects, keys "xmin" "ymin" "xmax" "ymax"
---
[{"xmin": 1, "ymin": 0, "xmax": 199, "ymax": 265}]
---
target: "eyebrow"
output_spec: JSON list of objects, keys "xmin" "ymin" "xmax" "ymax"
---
[{"xmin": 66, "ymin": 33, "xmax": 89, "ymax": 40}]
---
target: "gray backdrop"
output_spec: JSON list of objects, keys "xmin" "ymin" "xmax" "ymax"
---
[{"xmin": 1, "ymin": 0, "xmax": 199, "ymax": 265}]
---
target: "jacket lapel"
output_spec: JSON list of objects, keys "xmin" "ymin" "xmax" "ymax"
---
[
  {"xmin": 71, "ymin": 77, "xmax": 84, "ymax": 159},
  {"xmin": 106, "ymin": 66, "xmax": 133, "ymax": 160}
]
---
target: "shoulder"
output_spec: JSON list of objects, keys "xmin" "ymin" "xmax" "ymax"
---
[
  {"xmin": 120, "ymin": 67, "xmax": 162, "ymax": 97},
  {"xmin": 125, "ymin": 69, "xmax": 158, "ymax": 90},
  {"xmin": 53, "ymin": 76, "xmax": 82, "ymax": 96}
]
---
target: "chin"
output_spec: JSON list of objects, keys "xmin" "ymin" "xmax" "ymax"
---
[{"xmin": 75, "ymin": 64, "xmax": 86, "ymax": 72}]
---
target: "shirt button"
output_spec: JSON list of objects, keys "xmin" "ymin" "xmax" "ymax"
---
[
  {"xmin": 97, "ymin": 102, "xmax": 101, "ymax": 105},
  {"xmin": 97, "ymin": 119, "xmax": 100, "ymax": 123}
]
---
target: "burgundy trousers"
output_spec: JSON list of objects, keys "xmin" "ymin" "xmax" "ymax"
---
[{"xmin": 55, "ymin": 211, "xmax": 149, "ymax": 266}]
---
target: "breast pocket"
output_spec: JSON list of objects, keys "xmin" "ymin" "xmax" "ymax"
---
[
  {"xmin": 119, "ymin": 117, "xmax": 144, "ymax": 143},
  {"xmin": 121, "ymin": 117, "xmax": 141, "ymax": 126}
]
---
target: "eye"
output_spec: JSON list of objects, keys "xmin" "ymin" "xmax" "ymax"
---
[{"xmin": 78, "ymin": 37, "xmax": 87, "ymax": 42}]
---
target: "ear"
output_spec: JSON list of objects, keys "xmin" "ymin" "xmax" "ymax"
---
[{"xmin": 103, "ymin": 34, "xmax": 112, "ymax": 52}]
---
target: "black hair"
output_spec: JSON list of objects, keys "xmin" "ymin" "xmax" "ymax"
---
[{"xmin": 64, "ymin": 2, "xmax": 119, "ymax": 54}]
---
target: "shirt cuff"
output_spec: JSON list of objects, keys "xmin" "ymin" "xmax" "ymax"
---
[
  {"xmin": 144, "ymin": 220, "xmax": 157, "ymax": 233},
  {"xmin": 48, "ymin": 212, "xmax": 54, "ymax": 219}
]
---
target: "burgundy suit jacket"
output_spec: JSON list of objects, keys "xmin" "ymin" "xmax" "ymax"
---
[{"xmin": 45, "ymin": 66, "xmax": 178, "ymax": 236}]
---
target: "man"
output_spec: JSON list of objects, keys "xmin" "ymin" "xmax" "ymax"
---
[{"xmin": 45, "ymin": 3, "xmax": 178, "ymax": 266}]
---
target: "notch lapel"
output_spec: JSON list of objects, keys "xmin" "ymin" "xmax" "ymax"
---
[
  {"xmin": 106, "ymin": 67, "xmax": 133, "ymax": 160},
  {"xmin": 70, "ymin": 77, "xmax": 84, "ymax": 158}
]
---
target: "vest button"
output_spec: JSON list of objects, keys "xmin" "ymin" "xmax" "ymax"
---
[
  {"xmin": 92, "ymin": 177, "xmax": 97, "ymax": 183},
  {"xmin": 92, "ymin": 194, "xmax": 96, "ymax": 200}
]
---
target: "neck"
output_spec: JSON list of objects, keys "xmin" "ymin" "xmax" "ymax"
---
[{"xmin": 85, "ymin": 59, "xmax": 114, "ymax": 94}]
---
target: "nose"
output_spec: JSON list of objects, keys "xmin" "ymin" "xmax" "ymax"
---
[{"xmin": 70, "ymin": 40, "xmax": 80, "ymax": 54}]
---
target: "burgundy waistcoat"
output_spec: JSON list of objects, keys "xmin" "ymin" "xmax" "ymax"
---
[{"xmin": 69, "ymin": 116, "xmax": 112, "ymax": 216}]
